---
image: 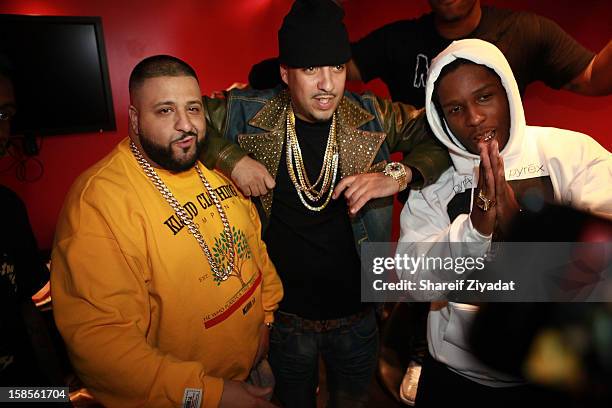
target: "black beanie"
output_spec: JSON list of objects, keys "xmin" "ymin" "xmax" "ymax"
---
[{"xmin": 278, "ymin": 0, "xmax": 351, "ymax": 68}]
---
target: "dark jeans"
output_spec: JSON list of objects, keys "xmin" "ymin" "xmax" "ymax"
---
[{"xmin": 269, "ymin": 309, "xmax": 379, "ymax": 408}]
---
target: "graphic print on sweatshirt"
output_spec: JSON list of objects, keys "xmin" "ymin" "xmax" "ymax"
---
[{"xmin": 159, "ymin": 181, "xmax": 261, "ymax": 329}]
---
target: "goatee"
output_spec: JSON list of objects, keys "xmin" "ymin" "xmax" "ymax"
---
[{"xmin": 138, "ymin": 130, "xmax": 204, "ymax": 172}]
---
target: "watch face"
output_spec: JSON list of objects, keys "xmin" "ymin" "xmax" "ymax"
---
[
  {"xmin": 386, "ymin": 162, "xmax": 402, "ymax": 176},
  {"xmin": 385, "ymin": 162, "xmax": 408, "ymax": 191}
]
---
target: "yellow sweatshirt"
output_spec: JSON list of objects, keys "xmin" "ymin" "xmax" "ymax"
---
[{"xmin": 51, "ymin": 138, "xmax": 283, "ymax": 407}]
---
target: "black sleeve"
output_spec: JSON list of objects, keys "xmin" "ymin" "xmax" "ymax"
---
[
  {"xmin": 530, "ymin": 14, "xmax": 595, "ymax": 89},
  {"xmin": 351, "ymin": 22, "xmax": 403, "ymax": 83},
  {"xmin": 248, "ymin": 57, "xmax": 283, "ymax": 90},
  {"xmin": 0, "ymin": 187, "xmax": 49, "ymax": 298}
]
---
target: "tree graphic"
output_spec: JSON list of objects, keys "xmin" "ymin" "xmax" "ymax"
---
[{"xmin": 211, "ymin": 226, "xmax": 252, "ymax": 286}]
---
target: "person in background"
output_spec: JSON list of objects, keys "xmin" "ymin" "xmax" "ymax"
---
[
  {"xmin": 0, "ymin": 56, "xmax": 62, "ymax": 387},
  {"xmin": 349, "ymin": 0, "xmax": 612, "ymax": 108}
]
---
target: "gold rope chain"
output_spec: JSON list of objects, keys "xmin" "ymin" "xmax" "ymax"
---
[
  {"xmin": 130, "ymin": 141, "xmax": 235, "ymax": 281},
  {"xmin": 285, "ymin": 104, "xmax": 339, "ymax": 211}
]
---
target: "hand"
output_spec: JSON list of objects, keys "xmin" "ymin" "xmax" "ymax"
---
[
  {"xmin": 219, "ymin": 380, "xmax": 276, "ymax": 408},
  {"xmin": 471, "ymin": 140, "xmax": 519, "ymax": 236},
  {"xmin": 252, "ymin": 323, "xmax": 270, "ymax": 367},
  {"xmin": 231, "ymin": 156, "xmax": 276, "ymax": 197},
  {"xmin": 470, "ymin": 141, "xmax": 497, "ymax": 236},
  {"xmin": 333, "ymin": 170, "xmax": 408, "ymax": 215},
  {"xmin": 489, "ymin": 140, "xmax": 520, "ymax": 234}
]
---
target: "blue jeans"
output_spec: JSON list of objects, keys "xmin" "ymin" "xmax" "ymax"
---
[{"xmin": 269, "ymin": 309, "xmax": 379, "ymax": 408}]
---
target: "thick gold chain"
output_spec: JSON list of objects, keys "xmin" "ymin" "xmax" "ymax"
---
[
  {"xmin": 285, "ymin": 104, "xmax": 339, "ymax": 211},
  {"xmin": 130, "ymin": 141, "xmax": 235, "ymax": 281}
]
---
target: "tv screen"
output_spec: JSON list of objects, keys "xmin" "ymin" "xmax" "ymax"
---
[{"xmin": 0, "ymin": 15, "xmax": 116, "ymax": 136}]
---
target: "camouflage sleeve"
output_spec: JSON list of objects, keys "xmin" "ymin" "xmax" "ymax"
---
[{"xmin": 200, "ymin": 95, "xmax": 248, "ymax": 177}]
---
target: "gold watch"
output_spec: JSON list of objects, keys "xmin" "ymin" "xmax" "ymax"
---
[{"xmin": 383, "ymin": 162, "xmax": 408, "ymax": 191}]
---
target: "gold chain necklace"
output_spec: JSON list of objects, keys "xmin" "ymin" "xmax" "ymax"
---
[
  {"xmin": 130, "ymin": 141, "xmax": 235, "ymax": 282},
  {"xmin": 285, "ymin": 104, "xmax": 339, "ymax": 211}
]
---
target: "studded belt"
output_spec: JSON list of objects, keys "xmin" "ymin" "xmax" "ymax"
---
[{"xmin": 274, "ymin": 307, "xmax": 373, "ymax": 333}]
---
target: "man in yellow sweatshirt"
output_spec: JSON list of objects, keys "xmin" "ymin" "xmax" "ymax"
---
[{"xmin": 51, "ymin": 55, "xmax": 283, "ymax": 408}]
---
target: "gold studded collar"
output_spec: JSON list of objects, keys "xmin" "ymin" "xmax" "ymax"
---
[{"xmin": 248, "ymin": 90, "xmax": 290, "ymax": 131}]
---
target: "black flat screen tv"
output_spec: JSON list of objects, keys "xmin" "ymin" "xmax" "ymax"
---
[{"xmin": 0, "ymin": 15, "xmax": 116, "ymax": 136}]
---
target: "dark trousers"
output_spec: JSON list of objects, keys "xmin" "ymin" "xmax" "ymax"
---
[
  {"xmin": 269, "ymin": 309, "xmax": 379, "ymax": 408},
  {"xmin": 415, "ymin": 353, "xmax": 572, "ymax": 408}
]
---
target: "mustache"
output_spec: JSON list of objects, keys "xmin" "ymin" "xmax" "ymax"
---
[
  {"xmin": 313, "ymin": 93, "xmax": 336, "ymax": 98},
  {"xmin": 172, "ymin": 131, "xmax": 198, "ymax": 143}
]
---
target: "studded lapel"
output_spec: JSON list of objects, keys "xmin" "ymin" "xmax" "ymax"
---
[{"xmin": 335, "ymin": 97, "xmax": 386, "ymax": 178}]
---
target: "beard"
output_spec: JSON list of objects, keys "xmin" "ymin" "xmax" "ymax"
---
[{"xmin": 138, "ymin": 129, "xmax": 204, "ymax": 172}]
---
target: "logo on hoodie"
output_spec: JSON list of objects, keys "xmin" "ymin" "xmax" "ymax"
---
[
  {"xmin": 452, "ymin": 176, "xmax": 474, "ymax": 194},
  {"xmin": 507, "ymin": 163, "xmax": 547, "ymax": 180}
]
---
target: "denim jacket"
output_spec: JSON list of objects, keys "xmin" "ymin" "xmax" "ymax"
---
[{"xmin": 200, "ymin": 87, "xmax": 450, "ymax": 249}]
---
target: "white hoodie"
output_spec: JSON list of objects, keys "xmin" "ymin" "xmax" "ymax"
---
[{"xmin": 398, "ymin": 39, "xmax": 612, "ymax": 387}]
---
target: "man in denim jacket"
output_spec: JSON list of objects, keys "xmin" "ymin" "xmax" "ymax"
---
[{"xmin": 199, "ymin": 1, "xmax": 449, "ymax": 406}]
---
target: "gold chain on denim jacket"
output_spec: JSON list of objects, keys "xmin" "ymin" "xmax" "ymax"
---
[
  {"xmin": 285, "ymin": 104, "xmax": 339, "ymax": 212},
  {"xmin": 129, "ymin": 141, "xmax": 235, "ymax": 281}
]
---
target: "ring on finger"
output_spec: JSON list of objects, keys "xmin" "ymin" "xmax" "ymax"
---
[{"xmin": 476, "ymin": 189, "xmax": 496, "ymax": 212}]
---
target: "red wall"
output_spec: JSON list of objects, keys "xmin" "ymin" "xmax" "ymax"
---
[{"xmin": 0, "ymin": 0, "xmax": 610, "ymax": 249}]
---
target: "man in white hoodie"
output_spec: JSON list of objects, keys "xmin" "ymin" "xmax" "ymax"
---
[{"xmin": 398, "ymin": 39, "xmax": 612, "ymax": 406}]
